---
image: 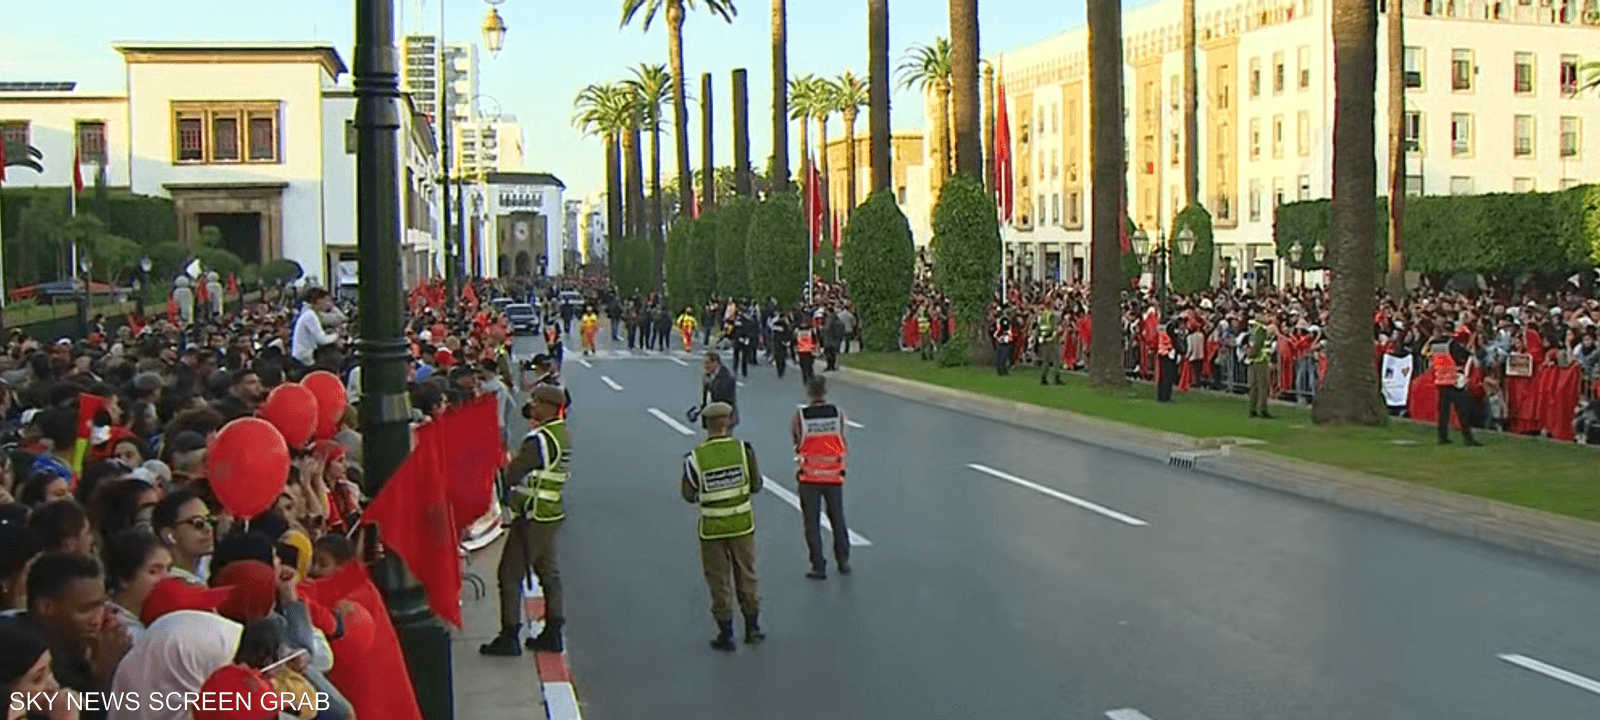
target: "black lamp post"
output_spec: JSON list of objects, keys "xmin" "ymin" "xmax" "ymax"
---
[
  {"xmin": 353, "ymin": 0, "xmax": 453, "ymax": 719},
  {"xmin": 77, "ymin": 255, "xmax": 92, "ymax": 338}
]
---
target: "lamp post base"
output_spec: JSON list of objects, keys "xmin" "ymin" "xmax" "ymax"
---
[{"xmin": 372, "ymin": 554, "xmax": 455, "ymax": 720}]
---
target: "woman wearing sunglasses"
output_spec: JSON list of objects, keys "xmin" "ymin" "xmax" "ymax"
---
[{"xmin": 151, "ymin": 488, "xmax": 215, "ymax": 585}]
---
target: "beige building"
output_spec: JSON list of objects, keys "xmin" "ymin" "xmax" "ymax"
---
[{"xmin": 819, "ymin": 130, "xmax": 928, "ymax": 243}]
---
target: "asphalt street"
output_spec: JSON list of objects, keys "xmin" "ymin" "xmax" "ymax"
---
[{"xmin": 507, "ymin": 332, "xmax": 1600, "ymax": 720}]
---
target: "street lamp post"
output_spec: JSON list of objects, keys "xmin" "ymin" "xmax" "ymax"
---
[
  {"xmin": 139, "ymin": 256, "xmax": 152, "ymax": 307},
  {"xmin": 354, "ymin": 1, "xmax": 453, "ymax": 719},
  {"xmin": 77, "ymin": 255, "xmax": 93, "ymax": 337}
]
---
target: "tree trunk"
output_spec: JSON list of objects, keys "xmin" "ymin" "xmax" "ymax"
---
[
  {"xmin": 701, "ymin": 72, "xmax": 716, "ymax": 215},
  {"xmin": 668, "ymin": 3, "xmax": 694, "ymax": 215},
  {"xmin": 625, "ymin": 113, "xmax": 646, "ymax": 238},
  {"xmin": 868, "ymin": 0, "xmax": 892, "ymax": 194},
  {"xmin": 771, "ymin": 0, "xmax": 791, "ymax": 193},
  {"xmin": 983, "ymin": 63, "xmax": 996, "ymax": 193},
  {"xmin": 1088, "ymin": 0, "xmax": 1127, "ymax": 388},
  {"xmin": 947, "ymin": 87, "xmax": 959, "ymax": 177},
  {"xmin": 799, "ymin": 112, "xmax": 812, "ymax": 191},
  {"xmin": 733, "ymin": 68, "xmax": 753, "ymax": 198},
  {"xmin": 606, "ymin": 134, "xmax": 623, "ymax": 247},
  {"xmin": 1183, "ymin": 0, "xmax": 1199, "ymax": 208},
  {"xmin": 650, "ymin": 126, "xmax": 663, "ymax": 246},
  {"xmin": 948, "ymin": 0, "xmax": 983, "ymax": 178},
  {"xmin": 844, "ymin": 109, "xmax": 860, "ymax": 216},
  {"xmin": 818, "ymin": 114, "xmax": 832, "ymax": 235},
  {"xmin": 931, "ymin": 80, "xmax": 951, "ymax": 196},
  {"xmin": 1314, "ymin": 0, "xmax": 1385, "ymax": 426},
  {"xmin": 1385, "ymin": 0, "xmax": 1407, "ymax": 299}
]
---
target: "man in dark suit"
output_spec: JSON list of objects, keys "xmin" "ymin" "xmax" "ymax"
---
[{"xmin": 700, "ymin": 352, "xmax": 739, "ymax": 429}]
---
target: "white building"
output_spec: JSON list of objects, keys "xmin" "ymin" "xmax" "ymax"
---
[
  {"xmin": 0, "ymin": 42, "xmax": 441, "ymax": 286},
  {"xmin": 482, "ymin": 171, "xmax": 565, "ymax": 278},
  {"xmin": 980, "ymin": 0, "xmax": 1600, "ymax": 286},
  {"xmin": 457, "ymin": 117, "xmax": 525, "ymax": 176},
  {"xmin": 401, "ymin": 34, "xmax": 476, "ymax": 128},
  {"xmin": 579, "ymin": 190, "xmax": 608, "ymax": 265},
  {"xmin": 563, "ymin": 199, "xmax": 582, "ymax": 264}
]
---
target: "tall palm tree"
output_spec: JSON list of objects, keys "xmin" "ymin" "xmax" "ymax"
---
[
  {"xmin": 898, "ymin": 38, "xmax": 953, "ymax": 192},
  {"xmin": 624, "ymin": 105, "xmax": 646, "ymax": 238},
  {"xmin": 626, "ymin": 63, "xmax": 673, "ymax": 246},
  {"xmin": 771, "ymin": 0, "xmax": 791, "ymax": 192},
  {"xmin": 1182, "ymin": 0, "xmax": 1199, "ymax": 208},
  {"xmin": 948, "ymin": 0, "xmax": 982, "ymax": 178},
  {"xmin": 789, "ymin": 74, "xmax": 823, "ymax": 183},
  {"xmin": 1087, "ymin": 0, "xmax": 1126, "ymax": 387},
  {"xmin": 1385, "ymin": 0, "xmax": 1406, "ymax": 298},
  {"xmin": 1314, "ymin": 0, "xmax": 1384, "ymax": 425},
  {"xmin": 573, "ymin": 83, "xmax": 632, "ymax": 248},
  {"xmin": 812, "ymin": 77, "xmax": 838, "ymax": 234},
  {"xmin": 701, "ymin": 72, "xmax": 716, "ymax": 214},
  {"xmin": 835, "ymin": 71, "xmax": 870, "ymax": 216},
  {"xmin": 621, "ymin": 0, "xmax": 738, "ymax": 221},
  {"xmin": 868, "ymin": 0, "xmax": 892, "ymax": 194}
]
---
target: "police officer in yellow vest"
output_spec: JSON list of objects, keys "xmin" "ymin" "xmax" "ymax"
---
[
  {"xmin": 680, "ymin": 401, "xmax": 765, "ymax": 651},
  {"xmin": 1035, "ymin": 301, "xmax": 1063, "ymax": 385},
  {"xmin": 481, "ymin": 384, "xmax": 569, "ymax": 657}
]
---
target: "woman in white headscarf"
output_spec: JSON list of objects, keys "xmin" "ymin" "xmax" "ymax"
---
[{"xmin": 107, "ymin": 610, "xmax": 240, "ymax": 720}]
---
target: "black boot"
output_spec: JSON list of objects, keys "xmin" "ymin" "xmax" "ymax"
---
[
  {"xmin": 710, "ymin": 620, "xmax": 736, "ymax": 652},
  {"xmin": 526, "ymin": 618, "xmax": 564, "ymax": 653},
  {"xmin": 479, "ymin": 626, "xmax": 522, "ymax": 657},
  {"xmin": 743, "ymin": 614, "xmax": 766, "ymax": 646}
]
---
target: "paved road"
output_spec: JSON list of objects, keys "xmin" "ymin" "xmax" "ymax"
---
[{"xmin": 507, "ymin": 334, "xmax": 1600, "ymax": 720}]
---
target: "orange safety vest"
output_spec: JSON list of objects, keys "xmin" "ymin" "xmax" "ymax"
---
[
  {"xmin": 796, "ymin": 329, "xmax": 816, "ymax": 355},
  {"xmin": 1430, "ymin": 340, "xmax": 1458, "ymax": 386},
  {"xmin": 796, "ymin": 403, "xmax": 846, "ymax": 485}
]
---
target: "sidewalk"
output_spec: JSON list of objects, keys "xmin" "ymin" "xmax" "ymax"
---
[{"xmin": 453, "ymin": 538, "xmax": 556, "ymax": 720}]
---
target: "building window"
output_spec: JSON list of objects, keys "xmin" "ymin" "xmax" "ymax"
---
[
  {"xmin": 1067, "ymin": 99, "xmax": 1078, "ymax": 136},
  {"xmin": 1051, "ymin": 149, "xmax": 1059, "ymax": 178},
  {"xmin": 1514, "ymin": 115, "xmax": 1535, "ymax": 157},
  {"xmin": 1297, "ymin": 174, "xmax": 1312, "ymax": 201},
  {"xmin": 1249, "ymin": 179, "xmax": 1263, "ymax": 221},
  {"xmin": 1514, "ymin": 52, "xmax": 1535, "ymax": 95},
  {"xmin": 1273, "ymin": 51, "xmax": 1285, "ymax": 94},
  {"xmin": 171, "ymin": 101, "xmax": 283, "ymax": 165},
  {"xmin": 1170, "ymin": 75, "xmax": 1179, "ymax": 110},
  {"xmin": 1170, "ymin": 130, "xmax": 1180, "ymax": 166},
  {"xmin": 1052, "ymin": 193, "xmax": 1061, "ymax": 225},
  {"xmin": 1451, "ymin": 49, "xmax": 1473, "ymax": 91},
  {"xmin": 1273, "ymin": 177, "xmax": 1285, "ymax": 206},
  {"xmin": 1403, "ymin": 47, "xmax": 1424, "ymax": 89},
  {"xmin": 1038, "ymin": 195, "xmax": 1046, "ymax": 225},
  {"xmin": 1216, "ymin": 64, "xmax": 1231, "ymax": 109},
  {"xmin": 75, "ymin": 121, "xmax": 107, "ymax": 165},
  {"xmin": 1249, "ymin": 57, "xmax": 1261, "ymax": 98},
  {"xmin": 1, "ymin": 121, "xmax": 30, "ymax": 148},
  {"xmin": 1297, "ymin": 46, "xmax": 1311, "ymax": 89},
  {"xmin": 1404, "ymin": 111, "xmax": 1423, "ymax": 152},
  {"xmin": 1217, "ymin": 190, "xmax": 1233, "ymax": 221},
  {"xmin": 1249, "ymin": 118, "xmax": 1261, "ymax": 159},
  {"xmin": 1450, "ymin": 176, "xmax": 1474, "ymax": 195},
  {"xmin": 1272, "ymin": 114, "xmax": 1284, "ymax": 158},
  {"xmin": 1561, "ymin": 55, "xmax": 1579, "ymax": 96},
  {"xmin": 1561, "ymin": 116, "xmax": 1581, "ymax": 157},
  {"xmin": 1512, "ymin": 177, "xmax": 1536, "ymax": 192},
  {"xmin": 1296, "ymin": 111, "xmax": 1310, "ymax": 156},
  {"xmin": 345, "ymin": 120, "xmax": 358, "ymax": 154},
  {"xmin": 1405, "ymin": 174, "xmax": 1424, "ymax": 195},
  {"xmin": 1451, "ymin": 113, "xmax": 1472, "ymax": 157},
  {"xmin": 1067, "ymin": 191, "xmax": 1080, "ymax": 226},
  {"xmin": 1051, "ymin": 104, "xmax": 1059, "ymax": 134}
]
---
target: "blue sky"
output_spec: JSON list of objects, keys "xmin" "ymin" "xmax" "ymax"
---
[{"xmin": 2, "ymin": 0, "xmax": 1104, "ymax": 196}]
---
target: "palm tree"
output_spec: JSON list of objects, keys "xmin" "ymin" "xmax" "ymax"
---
[
  {"xmin": 1087, "ymin": 0, "xmax": 1126, "ymax": 388},
  {"xmin": 948, "ymin": 0, "xmax": 982, "ymax": 178},
  {"xmin": 1385, "ymin": 0, "xmax": 1406, "ymax": 298},
  {"xmin": 898, "ymin": 39, "xmax": 953, "ymax": 192},
  {"xmin": 621, "ymin": 0, "xmax": 738, "ymax": 221},
  {"xmin": 868, "ymin": 0, "xmax": 892, "ymax": 194},
  {"xmin": 1182, "ymin": 0, "xmax": 1199, "ymax": 208},
  {"xmin": 835, "ymin": 71, "xmax": 870, "ymax": 216},
  {"xmin": 771, "ymin": 0, "xmax": 791, "ymax": 192},
  {"xmin": 809, "ymin": 77, "xmax": 837, "ymax": 234},
  {"xmin": 624, "ymin": 105, "xmax": 646, "ymax": 239},
  {"xmin": 789, "ymin": 74, "xmax": 823, "ymax": 183},
  {"xmin": 701, "ymin": 72, "xmax": 716, "ymax": 214},
  {"xmin": 573, "ymin": 83, "xmax": 632, "ymax": 248},
  {"xmin": 626, "ymin": 63, "xmax": 673, "ymax": 246},
  {"xmin": 1314, "ymin": 0, "xmax": 1384, "ymax": 425}
]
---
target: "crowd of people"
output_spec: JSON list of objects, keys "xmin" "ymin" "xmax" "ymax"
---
[{"xmin": 900, "ymin": 277, "xmax": 1600, "ymax": 444}]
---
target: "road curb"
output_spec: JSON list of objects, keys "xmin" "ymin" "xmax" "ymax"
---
[
  {"xmin": 523, "ymin": 585, "xmax": 583, "ymax": 720},
  {"xmin": 833, "ymin": 366, "xmax": 1600, "ymax": 574}
]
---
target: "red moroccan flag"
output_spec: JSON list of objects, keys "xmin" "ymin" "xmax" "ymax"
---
[
  {"xmin": 1118, "ymin": 196, "xmax": 1131, "ymax": 254},
  {"xmin": 439, "ymin": 394, "xmax": 505, "ymax": 533},
  {"xmin": 301, "ymin": 561, "xmax": 424, "ymax": 720},
  {"xmin": 362, "ymin": 421, "xmax": 462, "ymax": 627},
  {"xmin": 226, "ymin": 273, "xmax": 240, "ymax": 297},
  {"xmin": 0, "ymin": 139, "xmax": 7, "ymax": 183},
  {"xmin": 993, "ymin": 71, "xmax": 1014, "ymax": 223},
  {"xmin": 166, "ymin": 297, "xmax": 178, "ymax": 324},
  {"xmin": 806, "ymin": 156, "xmax": 823, "ymax": 253}
]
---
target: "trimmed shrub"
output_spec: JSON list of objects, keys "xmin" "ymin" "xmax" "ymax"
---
[
  {"xmin": 931, "ymin": 175, "xmax": 1001, "ymax": 363},
  {"xmin": 665, "ymin": 218, "xmax": 695, "ymax": 307},
  {"xmin": 841, "ymin": 190, "xmax": 916, "ymax": 352},
  {"xmin": 1168, "ymin": 204, "xmax": 1215, "ymax": 295},
  {"xmin": 745, "ymin": 192, "xmax": 808, "ymax": 306},
  {"xmin": 687, "ymin": 215, "xmax": 719, "ymax": 306},
  {"xmin": 609, "ymin": 236, "xmax": 653, "ymax": 297},
  {"xmin": 714, "ymin": 198, "xmax": 756, "ymax": 299}
]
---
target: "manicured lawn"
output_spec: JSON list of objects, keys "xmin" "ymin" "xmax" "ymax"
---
[{"xmin": 847, "ymin": 351, "xmax": 1600, "ymax": 524}]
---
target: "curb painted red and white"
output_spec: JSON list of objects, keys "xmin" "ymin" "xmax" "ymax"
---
[{"xmin": 523, "ymin": 580, "xmax": 582, "ymax": 720}]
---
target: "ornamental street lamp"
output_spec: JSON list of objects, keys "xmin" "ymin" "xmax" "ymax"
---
[
  {"xmin": 139, "ymin": 256, "xmax": 152, "ymax": 309},
  {"xmin": 77, "ymin": 255, "xmax": 93, "ymax": 337},
  {"xmin": 354, "ymin": 0, "xmax": 454, "ymax": 718},
  {"xmin": 1176, "ymin": 225, "xmax": 1196, "ymax": 255},
  {"xmin": 482, "ymin": 0, "xmax": 507, "ymax": 56}
]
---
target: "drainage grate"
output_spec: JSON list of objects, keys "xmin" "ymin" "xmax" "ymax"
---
[{"xmin": 1168, "ymin": 448, "xmax": 1229, "ymax": 470}]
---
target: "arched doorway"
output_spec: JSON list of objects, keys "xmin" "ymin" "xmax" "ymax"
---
[
  {"xmin": 515, "ymin": 251, "xmax": 532, "ymax": 277},
  {"xmin": 498, "ymin": 254, "xmax": 511, "ymax": 276}
]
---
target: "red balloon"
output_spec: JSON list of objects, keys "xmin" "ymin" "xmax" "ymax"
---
[
  {"xmin": 208, "ymin": 418, "xmax": 290, "ymax": 518},
  {"xmin": 258, "ymin": 383, "xmax": 318, "ymax": 448},
  {"xmin": 302, "ymin": 370, "xmax": 348, "ymax": 440}
]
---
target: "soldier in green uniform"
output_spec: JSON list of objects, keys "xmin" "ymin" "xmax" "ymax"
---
[
  {"xmin": 681, "ymin": 402, "xmax": 766, "ymax": 651},
  {"xmin": 1034, "ymin": 300, "xmax": 1063, "ymax": 385},
  {"xmin": 481, "ymin": 384, "xmax": 569, "ymax": 656},
  {"xmin": 917, "ymin": 308, "xmax": 934, "ymax": 360}
]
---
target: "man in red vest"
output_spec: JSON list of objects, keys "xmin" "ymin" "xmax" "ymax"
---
[
  {"xmin": 1431, "ymin": 322, "xmax": 1483, "ymax": 446},
  {"xmin": 790, "ymin": 376, "xmax": 850, "ymax": 579}
]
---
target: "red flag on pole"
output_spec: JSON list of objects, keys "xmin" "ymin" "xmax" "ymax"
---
[
  {"xmin": 300, "ymin": 561, "xmax": 424, "ymax": 720},
  {"xmin": 438, "ymin": 395, "xmax": 506, "ymax": 534},
  {"xmin": 994, "ymin": 71, "xmax": 1014, "ymax": 224},
  {"xmin": 832, "ymin": 211, "xmax": 841, "ymax": 252},
  {"xmin": 361, "ymin": 421, "xmax": 462, "ymax": 627},
  {"xmin": 1118, "ymin": 196, "xmax": 1131, "ymax": 254},
  {"xmin": 71, "ymin": 393, "xmax": 106, "ymax": 484},
  {"xmin": 806, "ymin": 155, "xmax": 823, "ymax": 253},
  {"xmin": 227, "ymin": 273, "xmax": 240, "ymax": 297},
  {"xmin": 0, "ymin": 140, "xmax": 7, "ymax": 183},
  {"xmin": 70, "ymin": 151, "xmax": 84, "ymax": 217}
]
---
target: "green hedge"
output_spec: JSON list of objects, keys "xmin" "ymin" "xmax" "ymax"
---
[
  {"xmin": 713, "ymin": 198, "xmax": 756, "ymax": 299},
  {"xmin": 687, "ymin": 216, "xmax": 718, "ymax": 307},
  {"xmin": 1275, "ymin": 186, "xmax": 1599, "ymax": 276},
  {"xmin": 745, "ymin": 192, "xmax": 808, "ymax": 306},
  {"xmin": 1169, "ymin": 204, "xmax": 1215, "ymax": 295},
  {"xmin": 665, "ymin": 219, "xmax": 694, "ymax": 308},
  {"xmin": 610, "ymin": 236, "xmax": 653, "ymax": 297},
  {"xmin": 932, "ymin": 175, "xmax": 1001, "ymax": 362},
  {"xmin": 841, "ymin": 191, "xmax": 916, "ymax": 351}
]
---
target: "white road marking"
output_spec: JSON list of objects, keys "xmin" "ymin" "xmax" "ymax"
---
[
  {"xmin": 1106, "ymin": 710, "xmax": 1154, "ymax": 720},
  {"xmin": 737, "ymin": 380, "xmax": 746, "ymax": 387},
  {"xmin": 1498, "ymin": 653, "xmax": 1600, "ymax": 696},
  {"xmin": 669, "ymin": 356, "xmax": 689, "ymax": 367},
  {"xmin": 600, "ymin": 376, "xmax": 624, "ymax": 392},
  {"xmin": 647, "ymin": 407, "xmax": 696, "ymax": 436},
  {"xmin": 574, "ymin": 358, "xmax": 593, "ymax": 369},
  {"xmin": 761, "ymin": 476, "xmax": 873, "ymax": 546},
  {"xmin": 966, "ymin": 463, "xmax": 1149, "ymax": 527}
]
